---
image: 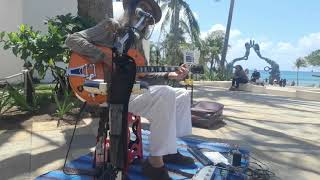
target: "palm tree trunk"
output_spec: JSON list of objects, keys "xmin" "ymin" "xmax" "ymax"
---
[
  {"xmin": 78, "ymin": 0, "xmax": 113, "ymax": 22},
  {"xmin": 220, "ymin": 0, "xmax": 235, "ymax": 76}
]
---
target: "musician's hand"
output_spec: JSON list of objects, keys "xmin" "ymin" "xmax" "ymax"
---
[{"xmin": 168, "ymin": 64, "xmax": 189, "ymax": 80}]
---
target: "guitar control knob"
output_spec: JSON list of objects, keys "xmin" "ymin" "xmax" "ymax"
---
[{"xmin": 77, "ymin": 85, "xmax": 84, "ymax": 92}]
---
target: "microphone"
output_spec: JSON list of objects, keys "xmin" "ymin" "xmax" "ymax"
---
[{"xmin": 135, "ymin": 8, "xmax": 153, "ymax": 18}]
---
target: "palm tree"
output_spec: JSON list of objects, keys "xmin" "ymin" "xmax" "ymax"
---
[
  {"xmin": 162, "ymin": 28, "xmax": 187, "ymax": 65},
  {"xmin": 294, "ymin": 57, "xmax": 307, "ymax": 86},
  {"xmin": 201, "ymin": 30, "xmax": 225, "ymax": 80},
  {"xmin": 305, "ymin": 49, "xmax": 320, "ymax": 67},
  {"xmin": 158, "ymin": 0, "xmax": 200, "ymax": 65},
  {"xmin": 150, "ymin": 43, "xmax": 162, "ymax": 65},
  {"xmin": 220, "ymin": 0, "xmax": 235, "ymax": 77},
  {"xmin": 77, "ymin": 0, "xmax": 113, "ymax": 22},
  {"xmin": 159, "ymin": 0, "xmax": 200, "ymax": 46}
]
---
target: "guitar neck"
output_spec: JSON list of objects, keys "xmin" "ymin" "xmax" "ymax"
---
[{"xmin": 136, "ymin": 66, "xmax": 179, "ymax": 73}]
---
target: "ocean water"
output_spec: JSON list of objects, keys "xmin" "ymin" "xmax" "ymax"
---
[{"xmin": 250, "ymin": 70, "xmax": 320, "ymax": 87}]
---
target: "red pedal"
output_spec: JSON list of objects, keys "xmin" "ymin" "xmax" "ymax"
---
[{"xmin": 93, "ymin": 113, "xmax": 143, "ymax": 171}]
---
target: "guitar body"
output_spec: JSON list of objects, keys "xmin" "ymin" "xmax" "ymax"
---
[{"xmin": 68, "ymin": 46, "xmax": 145, "ymax": 105}]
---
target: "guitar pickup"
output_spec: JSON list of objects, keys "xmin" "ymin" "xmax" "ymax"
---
[
  {"xmin": 83, "ymin": 79, "xmax": 107, "ymax": 95},
  {"xmin": 83, "ymin": 79, "xmax": 143, "ymax": 95}
]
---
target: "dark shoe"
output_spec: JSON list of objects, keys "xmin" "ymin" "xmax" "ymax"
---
[
  {"xmin": 142, "ymin": 160, "xmax": 172, "ymax": 180},
  {"xmin": 163, "ymin": 152, "xmax": 195, "ymax": 165}
]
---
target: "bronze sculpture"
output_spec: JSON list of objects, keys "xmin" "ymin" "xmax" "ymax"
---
[{"xmin": 227, "ymin": 40, "xmax": 280, "ymax": 84}]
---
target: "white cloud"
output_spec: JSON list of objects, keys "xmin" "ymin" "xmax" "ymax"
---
[
  {"xmin": 199, "ymin": 24, "xmax": 320, "ymax": 71},
  {"xmin": 200, "ymin": 24, "xmax": 241, "ymax": 40},
  {"xmin": 230, "ymin": 29, "xmax": 241, "ymax": 39},
  {"xmin": 298, "ymin": 32, "xmax": 320, "ymax": 49},
  {"xmin": 276, "ymin": 42, "xmax": 295, "ymax": 51}
]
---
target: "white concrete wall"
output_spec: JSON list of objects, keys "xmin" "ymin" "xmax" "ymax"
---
[
  {"xmin": 22, "ymin": 0, "xmax": 78, "ymax": 33},
  {"xmin": 23, "ymin": 0, "xmax": 78, "ymax": 82},
  {"xmin": 0, "ymin": 0, "xmax": 77, "ymax": 82},
  {"xmin": 0, "ymin": 1, "xmax": 150, "ymax": 83},
  {"xmin": 0, "ymin": 0, "xmax": 24, "ymax": 83}
]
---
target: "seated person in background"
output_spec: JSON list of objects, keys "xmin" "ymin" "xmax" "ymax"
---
[
  {"xmin": 230, "ymin": 65, "xmax": 249, "ymax": 90},
  {"xmin": 250, "ymin": 69, "xmax": 261, "ymax": 83}
]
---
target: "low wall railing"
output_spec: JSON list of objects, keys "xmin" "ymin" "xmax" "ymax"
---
[{"xmin": 0, "ymin": 70, "xmax": 34, "ymax": 106}]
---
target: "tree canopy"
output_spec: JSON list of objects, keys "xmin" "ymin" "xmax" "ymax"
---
[{"xmin": 305, "ymin": 49, "xmax": 320, "ymax": 66}]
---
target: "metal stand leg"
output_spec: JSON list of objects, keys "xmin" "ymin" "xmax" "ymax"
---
[{"xmin": 191, "ymin": 74, "xmax": 194, "ymax": 106}]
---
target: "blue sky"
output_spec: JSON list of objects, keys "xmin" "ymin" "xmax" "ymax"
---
[
  {"xmin": 115, "ymin": 0, "xmax": 320, "ymax": 71},
  {"xmin": 188, "ymin": 0, "xmax": 320, "ymax": 42},
  {"xmin": 185, "ymin": 0, "xmax": 320, "ymax": 71}
]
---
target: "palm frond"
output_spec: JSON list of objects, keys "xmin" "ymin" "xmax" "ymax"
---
[
  {"xmin": 179, "ymin": 20, "xmax": 191, "ymax": 36},
  {"xmin": 158, "ymin": 8, "xmax": 172, "ymax": 42},
  {"xmin": 180, "ymin": 0, "xmax": 201, "ymax": 48},
  {"xmin": 160, "ymin": 1, "xmax": 169, "ymax": 11}
]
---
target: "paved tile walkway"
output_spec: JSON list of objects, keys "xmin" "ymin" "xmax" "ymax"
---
[{"xmin": 0, "ymin": 86, "xmax": 319, "ymax": 180}]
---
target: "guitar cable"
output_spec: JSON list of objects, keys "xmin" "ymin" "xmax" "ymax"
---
[{"xmin": 62, "ymin": 102, "xmax": 101, "ymax": 178}]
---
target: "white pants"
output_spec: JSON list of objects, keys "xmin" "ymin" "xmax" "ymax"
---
[{"xmin": 128, "ymin": 85, "xmax": 192, "ymax": 156}]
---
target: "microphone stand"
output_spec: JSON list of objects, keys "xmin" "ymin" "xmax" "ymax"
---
[
  {"xmin": 98, "ymin": 15, "xmax": 147, "ymax": 180},
  {"xmin": 114, "ymin": 16, "xmax": 146, "ymax": 55}
]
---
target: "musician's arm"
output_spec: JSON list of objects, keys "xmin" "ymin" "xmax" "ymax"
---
[
  {"xmin": 132, "ymin": 40, "xmax": 169, "ymax": 85},
  {"xmin": 138, "ymin": 73, "xmax": 169, "ymax": 86},
  {"xmin": 65, "ymin": 18, "xmax": 118, "ymax": 63}
]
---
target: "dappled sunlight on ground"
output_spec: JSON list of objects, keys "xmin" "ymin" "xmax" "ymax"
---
[
  {"xmin": 0, "ymin": 86, "xmax": 319, "ymax": 179},
  {"xmin": 192, "ymin": 86, "xmax": 320, "ymax": 180}
]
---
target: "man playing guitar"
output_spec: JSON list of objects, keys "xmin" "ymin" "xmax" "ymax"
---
[{"xmin": 65, "ymin": 0, "xmax": 194, "ymax": 179}]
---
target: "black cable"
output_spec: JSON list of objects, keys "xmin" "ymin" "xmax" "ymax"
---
[
  {"xmin": 62, "ymin": 102, "xmax": 100, "ymax": 177},
  {"xmin": 222, "ymin": 148, "xmax": 278, "ymax": 180},
  {"xmin": 246, "ymin": 154, "xmax": 278, "ymax": 180}
]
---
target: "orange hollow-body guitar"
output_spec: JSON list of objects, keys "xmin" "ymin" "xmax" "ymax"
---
[
  {"xmin": 67, "ymin": 46, "xmax": 190, "ymax": 105},
  {"xmin": 67, "ymin": 46, "xmax": 146, "ymax": 105}
]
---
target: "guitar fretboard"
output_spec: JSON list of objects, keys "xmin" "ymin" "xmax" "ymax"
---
[{"xmin": 136, "ymin": 66, "xmax": 179, "ymax": 73}]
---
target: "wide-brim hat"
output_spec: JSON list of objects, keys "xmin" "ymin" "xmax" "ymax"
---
[{"xmin": 123, "ymin": 0, "xmax": 162, "ymax": 24}]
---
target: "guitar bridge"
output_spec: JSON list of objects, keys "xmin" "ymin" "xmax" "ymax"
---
[
  {"xmin": 66, "ymin": 64, "xmax": 97, "ymax": 79},
  {"xmin": 83, "ymin": 80, "xmax": 143, "ymax": 96}
]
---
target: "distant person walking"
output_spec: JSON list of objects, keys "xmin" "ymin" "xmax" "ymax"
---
[{"xmin": 230, "ymin": 65, "xmax": 249, "ymax": 90}]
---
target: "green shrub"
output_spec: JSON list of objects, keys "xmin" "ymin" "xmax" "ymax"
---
[
  {"xmin": 0, "ymin": 14, "xmax": 96, "ymax": 95},
  {"xmin": 6, "ymin": 84, "xmax": 34, "ymax": 112},
  {"xmin": 0, "ymin": 85, "xmax": 14, "ymax": 116},
  {"xmin": 53, "ymin": 90, "xmax": 74, "ymax": 119}
]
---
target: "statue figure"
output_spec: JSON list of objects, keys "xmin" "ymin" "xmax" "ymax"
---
[
  {"xmin": 253, "ymin": 44, "xmax": 280, "ymax": 84},
  {"xmin": 226, "ymin": 40, "xmax": 280, "ymax": 84},
  {"xmin": 226, "ymin": 41, "xmax": 253, "ymax": 78}
]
